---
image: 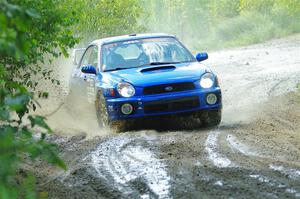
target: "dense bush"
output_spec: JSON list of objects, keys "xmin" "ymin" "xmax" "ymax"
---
[{"xmin": 0, "ymin": 0, "xmax": 77, "ymax": 198}]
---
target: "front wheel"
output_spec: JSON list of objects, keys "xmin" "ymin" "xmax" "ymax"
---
[
  {"xmin": 196, "ymin": 109, "xmax": 222, "ymax": 127},
  {"xmin": 95, "ymin": 92, "xmax": 127, "ymax": 133}
]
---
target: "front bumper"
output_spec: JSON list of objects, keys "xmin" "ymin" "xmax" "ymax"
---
[{"xmin": 105, "ymin": 87, "xmax": 222, "ymax": 121}]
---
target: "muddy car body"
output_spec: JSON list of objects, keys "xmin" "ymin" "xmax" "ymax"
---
[{"xmin": 69, "ymin": 33, "xmax": 222, "ymax": 131}]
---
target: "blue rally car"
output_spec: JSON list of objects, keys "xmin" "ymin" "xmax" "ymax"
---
[{"xmin": 69, "ymin": 33, "xmax": 222, "ymax": 132}]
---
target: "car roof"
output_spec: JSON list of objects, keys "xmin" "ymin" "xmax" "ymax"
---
[{"xmin": 90, "ymin": 33, "xmax": 175, "ymax": 46}]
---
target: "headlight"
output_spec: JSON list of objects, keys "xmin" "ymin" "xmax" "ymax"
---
[
  {"xmin": 200, "ymin": 73, "xmax": 214, "ymax": 88},
  {"xmin": 117, "ymin": 82, "xmax": 135, "ymax": 97}
]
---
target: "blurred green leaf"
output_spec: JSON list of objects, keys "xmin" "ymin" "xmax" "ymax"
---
[
  {"xmin": 4, "ymin": 93, "xmax": 30, "ymax": 112},
  {"xmin": 0, "ymin": 107, "xmax": 10, "ymax": 121},
  {"xmin": 28, "ymin": 115, "xmax": 52, "ymax": 133}
]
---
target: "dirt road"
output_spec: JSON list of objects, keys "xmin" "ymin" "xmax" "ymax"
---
[{"xmin": 36, "ymin": 35, "xmax": 300, "ymax": 198}]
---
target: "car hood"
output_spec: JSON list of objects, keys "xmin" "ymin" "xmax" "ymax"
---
[{"xmin": 106, "ymin": 62, "xmax": 211, "ymax": 87}]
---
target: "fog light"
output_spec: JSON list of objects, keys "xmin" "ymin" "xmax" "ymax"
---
[
  {"xmin": 121, "ymin": 103, "xmax": 133, "ymax": 115},
  {"xmin": 206, "ymin": 93, "xmax": 217, "ymax": 105}
]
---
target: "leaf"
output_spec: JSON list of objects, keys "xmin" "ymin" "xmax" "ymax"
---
[
  {"xmin": 20, "ymin": 127, "xmax": 32, "ymax": 139},
  {"xmin": 53, "ymin": 157, "xmax": 67, "ymax": 170},
  {"xmin": 32, "ymin": 103, "xmax": 36, "ymax": 111},
  {"xmin": 0, "ymin": 107, "xmax": 10, "ymax": 121},
  {"xmin": 25, "ymin": 9, "xmax": 40, "ymax": 19},
  {"xmin": 41, "ymin": 133, "xmax": 46, "ymax": 140},
  {"xmin": 35, "ymin": 142, "xmax": 67, "ymax": 170},
  {"xmin": 4, "ymin": 93, "xmax": 30, "ymax": 112},
  {"xmin": 28, "ymin": 116, "xmax": 52, "ymax": 133}
]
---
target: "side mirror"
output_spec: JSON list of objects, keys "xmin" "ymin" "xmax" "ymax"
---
[
  {"xmin": 196, "ymin": 52, "xmax": 208, "ymax": 62},
  {"xmin": 81, "ymin": 65, "xmax": 97, "ymax": 75},
  {"xmin": 72, "ymin": 48, "xmax": 85, "ymax": 66}
]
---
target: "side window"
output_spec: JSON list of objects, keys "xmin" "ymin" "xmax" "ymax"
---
[
  {"xmin": 88, "ymin": 46, "xmax": 98, "ymax": 67},
  {"xmin": 79, "ymin": 47, "xmax": 93, "ymax": 68}
]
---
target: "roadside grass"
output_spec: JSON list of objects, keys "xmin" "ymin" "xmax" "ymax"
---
[{"xmin": 200, "ymin": 10, "xmax": 300, "ymax": 50}]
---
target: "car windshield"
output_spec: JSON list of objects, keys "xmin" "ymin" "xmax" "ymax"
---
[{"xmin": 101, "ymin": 37, "xmax": 195, "ymax": 72}]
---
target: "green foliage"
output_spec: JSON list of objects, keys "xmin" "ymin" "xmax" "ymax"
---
[
  {"xmin": 141, "ymin": 0, "xmax": 300, "ymax": 51},
  {"xmin": 64, "ymin": 0, "xmax": 145, "ymax": 45},
  {"xmin": 0, "ymin": 0, "xmax": 76, "ymax": 198},
  {"xmin": 239, "ymin": 0, "xmax": 275, "ymax": 13}
]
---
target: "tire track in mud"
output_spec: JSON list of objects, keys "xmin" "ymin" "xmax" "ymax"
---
[
  {"xmin": 269, "ymin": 164, "xmax": 300, "ymax": 180},
  {"xmin": 267, "ymin": 74, "xmax": 300, "ymax": 98},
  {"xmin": 203, "ymin": 128, "xmax": 300, "ymax": 198},
  {"xmin": 204, "ymin": 130, "xmax": 235, "ymax": 168},
  {"xmin": 248, "ymin": 173, "xmax": 300, "ymax": 198},
  {"xmin": 226, "ymin": 134, "xmax": 263, "ymax": 157},
  {"xmin": 89, "ymin": 134, "xmax": 171, "ymax": 199}
]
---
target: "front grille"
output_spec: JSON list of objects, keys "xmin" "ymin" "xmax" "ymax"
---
[
  {"xmin": 144, "ymin": 96, "xmax": 199, "ymax": 114},
  {"xmin": 143, "ymin": 82, "xmax": 195, "ymax": 95}
]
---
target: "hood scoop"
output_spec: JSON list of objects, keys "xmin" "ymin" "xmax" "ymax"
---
[{"xmin": 140, "ymin": 65, "xmax": 176, "ymax": 73}]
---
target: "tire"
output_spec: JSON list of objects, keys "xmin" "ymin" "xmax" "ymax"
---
[
  {"xmin": 95, "ymin": 92, "xmax": 127, "ymax": 133},
  {"xmin": 198, "ymin": 109, "xmax": 222, "ymax": 127}
]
